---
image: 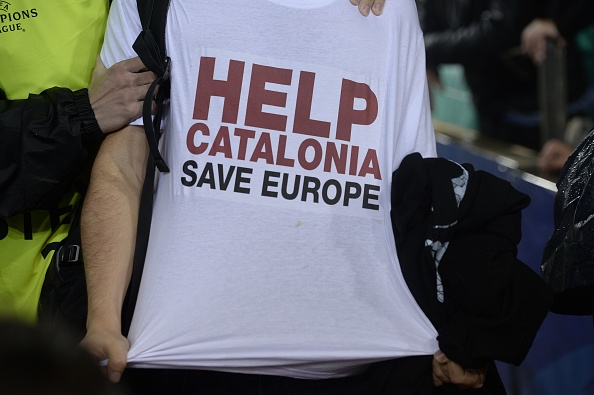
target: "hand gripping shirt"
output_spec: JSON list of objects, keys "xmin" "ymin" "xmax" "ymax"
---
[
  {"xmin": 102, "ymin": 0, "xmax": 438, "ymax": 378},
  {"xmin": 0, "ymin": 0, "xmax": 108, "ymax": 321}
]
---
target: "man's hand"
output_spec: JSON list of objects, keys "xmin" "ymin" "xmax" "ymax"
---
[
  {"xmin": 432, "ymin": 350, "xmax": 487, "ymax": 389},
  {"xmin": 521, "ymin": 19, "xmax": 564, "ymax": 65},
  {"xmin": 89, "ymin": 56, "xmax": 156, "ymax": 134},
  {"xmin": 349, "ymin": 0, "xmax": 385, "ymax": 16},
  {"xmin": 80, "ymin": 329, "xmax": 130, "ymax": 384},
  {"xmin": 537, "ymin": 138, "xmax": 573, "ymax": 173}
]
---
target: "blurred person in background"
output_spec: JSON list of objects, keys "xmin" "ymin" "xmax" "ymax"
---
[
  {"xmin": 520, "ymin": 0, "xmax": 594, "ymax": 174},
  {"xmin": 416, "ymin": 0, "xmax": 592, "ymax": 155}
]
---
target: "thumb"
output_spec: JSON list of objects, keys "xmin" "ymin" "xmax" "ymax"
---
[
  {"xmin": 105, "ymin": 340, "xmax": 130, "ymax": 383},
  {"xmin": 108, "ymin": 370, "xmax": 122, "ymax": 384},
  {"xmin": 434, "ymin": 350, "xmax": 449, "ymax": 363}
]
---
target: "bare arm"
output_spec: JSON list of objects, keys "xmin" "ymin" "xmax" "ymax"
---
[{"xmin": 80, "ymin": 125, "xmax": 149, "ymax": 383}]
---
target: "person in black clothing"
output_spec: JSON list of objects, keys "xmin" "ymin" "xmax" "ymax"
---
[
  {"xmin": 521, "ymin": 0, "xmax": 594, "ymax": 65},
  {"xmin": 416, "ymin": 0, "xmax": 591, "ymax": 152},
  {"xmin": 521, "ymin": 0, "xmax": 594, "ymax": 173}
]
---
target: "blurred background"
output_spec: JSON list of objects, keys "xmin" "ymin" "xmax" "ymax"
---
[{"xmin": 416, "ymin": 1, "xmax": 594, "ymax": 393}]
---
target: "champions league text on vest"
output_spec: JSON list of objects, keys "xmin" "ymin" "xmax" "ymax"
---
[
  {"xmin": 0, "ymin": 7, "xmax": 38, "ymax": 33},
  {"xmin": 181, "ymin": 57, "xmax": 382, "ymax": 211}
]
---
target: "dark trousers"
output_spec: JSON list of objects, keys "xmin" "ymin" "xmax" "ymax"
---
[
  {"xmin": 119, "ymin": 367, "xmax": 371, "ymax": 395},
  {"xmin": 117, "ymin": 356, "xmax": 506, "ymax": 395}
]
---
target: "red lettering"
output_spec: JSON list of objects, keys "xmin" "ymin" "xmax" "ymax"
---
[
  {"xmin": 186, "ymin": 123, "xmax": 210, "ymax": 155},
  {"xmin": 293, "ymin": 71, "xmax": 331, "ymax": 138},
  {"xmin": 245, "ymin": 64, "xmax": 292, "ymax": 132},
  {"xmin": 336, "ymin": 79, "xmax": 378, "ymax": 141},
  {"xmin": 349, "ymin": 145, "xmax": 359, "ymax": 176},
  {"xmin": 277, "ymin": 134, "xmax": 295, "ymax": 167},
  {"xmin": 193, "ymin": 57, "xmax": 245, "ymax": 123},
  {"xmin": 358, "ymin": 149, "xmax": 381, "ymax": 180},
  {"xmin": 324, "ymin": 143, "xmax": 349, "ymax": 174},
  {"xmin": 234, "ymin": 128, "xmax": 256, "ymax": 161},
  {"xmin": 297, "ymin": 139, "xmax": 323, "ymax": 171},
  {"xmin": 208, "ymin": 126, "xmax": 233, "ymax": 158},
  {"xmin": 250, "ymin": 132, "xmax": 274, "ymax": 164}
]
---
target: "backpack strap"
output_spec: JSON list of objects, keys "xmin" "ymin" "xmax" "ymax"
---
[
  {"xmin": 122, "ymin": 0, "xmax": 171, "ymax": 336},
  {"xmin": 132, "ymin": 0, "xmax": 171, "ymax": 173}
]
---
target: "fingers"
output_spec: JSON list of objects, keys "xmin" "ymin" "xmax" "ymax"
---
[
  {"xmin": 434, "ymin": 349, "xmax": 449, "ymax": 364},
  {"xmin": 133, "ymin": 69, "xmax": 157, "ymax": 88},
  {"xmin": 113, "ymin": 64, "xmax": 155, "ymax": 89},
  {"xmin": 537, "ymin": 139, "xmax": 572, "ymax": 172},
  {"xmin": 521, "ymin": 19, "xmax": 563, "ymax": 65},
  {"xmin": 432, "ymin": 349, "xmax": 450, "ymax": 386},
  {"xmin": 370, "ymin": 0, "xmax": 385, "ymax": 16},
  {"xmin": 432, "ymin": 350, "xmax": 487, "ymax": 390},
  {"xmin": 350, "ymin": 0, "xmax": 384, "ymax": 17},
  {"xmin": 118, "ymin": 56, "xmax": 149, "ymax": 73},
  {"xmin": 106, "ymin": 351, "xmax": 127, "ymax": 383},
  {"xmin": 110, "ymin": 58, "xmax": 156, "ymax": 88},
  {"xmin": 80, "ymin": 331, "xmax": 130, "ymax": 384}
]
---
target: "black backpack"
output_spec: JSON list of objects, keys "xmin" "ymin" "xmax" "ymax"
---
[{"xmin": 541, "ymin": 127, "xmax": 594, "ymax": 317}]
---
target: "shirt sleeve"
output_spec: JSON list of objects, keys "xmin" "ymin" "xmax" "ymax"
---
[
  {"xmin": 101, "ymin": 0, "xmax": 146, "ymax": 126},
  {"xmin": 101, "ymin": 0, "xmax": 143, "ymax": 68},
  {"xmin": 392, "ymin": 19, "xmax": 437, "ymax": 170}
]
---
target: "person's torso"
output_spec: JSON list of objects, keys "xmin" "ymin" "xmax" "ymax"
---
[{"xmin": 103, "ymin": 0, "xmax": 438, "ymax": 378}]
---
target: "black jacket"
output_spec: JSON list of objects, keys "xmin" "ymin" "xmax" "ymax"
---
[
  {"xmin": 542, "ymin": 127, "xmax": 594, "ymax": 315},
  {"xmin": 0, "ymin": 87, "xmax": 104, "ymax": 217},
  {"xmin": 547, "ymin": 0, "xmax": 594, "ymax": 43},
  {"xmin": 416, "ymin": 0, "xmax": 589, "ymax": 119},
  {"xmin": 371, "ymin": 153, "xmax": 552, "ymax": 394}
]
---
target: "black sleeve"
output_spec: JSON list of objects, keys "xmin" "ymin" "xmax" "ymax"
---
[
  {"xmin": 550, "ymin": 0, "xmax": 594, "ymax": 41},
  {"xmin": 0, "ymin": 87, "xmax": 104, "ymax": 217},
  {"xmin": 419, "ymin": 0, "xmax": 526, "ymax": 68},
  {"xmin": 415, "ymin": 0, "xmax": 449, "ymax": 36}
]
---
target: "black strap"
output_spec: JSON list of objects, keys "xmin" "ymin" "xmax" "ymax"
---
[
  {"xmin": 133, "ymin": 0, "xmax": 171, "ymax": 173},
  {"xmin": 122, "ymin": 0, "xmax": 171, "ymax": 337},
  {"xmin": 122, "ymin": 156, "xmax": 155, "ymax": 336}
]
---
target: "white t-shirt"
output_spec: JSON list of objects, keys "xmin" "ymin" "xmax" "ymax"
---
[{"xmin": 102, "ymin": 0, "xmax": 438, "ymax": 379}]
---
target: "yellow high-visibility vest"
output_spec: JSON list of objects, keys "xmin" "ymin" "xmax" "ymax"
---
[{"xmin": 0, "ymin": 0, "xmax": 109, "ymax": 321}]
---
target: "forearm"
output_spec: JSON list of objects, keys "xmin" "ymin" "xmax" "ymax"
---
[{"xmin": 82, "ymin": 125, "xmax": 148, "ymax": 333}]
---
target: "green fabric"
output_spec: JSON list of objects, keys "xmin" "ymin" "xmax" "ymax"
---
[
  {"xmin": 576, "ymin": 27, "xmax": 594, "ymax": 121},
  {"xmin": 0, "ymin": 0, "xmax": 109, "ymax": 321},
  {"xmin": 0, "ymin": 191, "xmax": 80, "ymax": 321},
  {"xmin": 576, "ymin": 27, "xmax": 594, "ymax": 87},
  {"xmin": 0, "ymin": 0, "xmax": 109, "ymax": 99},
  {"xmin": 431, "ymin": 64, "xmax": 479, "ymax": 131}
]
